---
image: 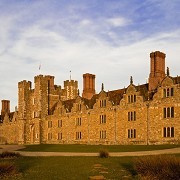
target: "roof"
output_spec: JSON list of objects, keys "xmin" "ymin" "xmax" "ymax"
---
[
  {"xmin": 173, "ymin": 76, "xmax": 180, "ymax": 84},
  {"xmin": 107, "ymin": 89, "xmax": 125, "ymax": 105},
  {"xmin": 63, "ymin": 99, "xmax": 76, "ymax": 112}
]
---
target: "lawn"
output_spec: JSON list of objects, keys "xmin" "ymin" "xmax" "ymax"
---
[
  {"xmin": 20, "ymin": 144, "xmax": 180, "ymax": 152},
  {"xmin": 0, "ymin": 156, "xmax": 137, "ymax": 179},
  {"xmin": 1, "ymin": 154, "xmax": 180, "ymax": 180}
]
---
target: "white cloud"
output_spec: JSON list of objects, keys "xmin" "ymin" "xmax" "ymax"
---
[
  {"xmin": 107, "ymin": 17, "xmax": 131, "ymax": 27},
  {"xmin": 1, "ymin": 20, "xmax": 180, "ymax": 110},
  {"xmin": 79, "ymin": 19, "xmax": 92, "ymax": 26},
  {"xmin": 0, "ymin": 1, "xmax": 180, "ymax": 111}
]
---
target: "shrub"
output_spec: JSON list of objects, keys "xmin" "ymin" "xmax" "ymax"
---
[
  {"xmin": 99, "ymin": 149, "xmax": 109, "ymax": 158},
  {"xmin": 134, "ymin": 155, "xmax": 180, "ymax": 180},
  {"xmin": 0, "ymin": 162, "xmax": 18, "ymax": 177},
  {"xmin": 0, "ymin": 151, "xmax": 21, "ymax": 158}
]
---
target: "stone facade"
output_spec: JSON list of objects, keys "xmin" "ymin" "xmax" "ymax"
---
[{"xmin": 0, "ymin": 51, "xmax": 179, "ymax": 145}]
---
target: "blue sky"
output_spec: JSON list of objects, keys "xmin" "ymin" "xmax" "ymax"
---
[{"xmin": 0, "ymin": 0, "xmax": 180, "ymax": 110}]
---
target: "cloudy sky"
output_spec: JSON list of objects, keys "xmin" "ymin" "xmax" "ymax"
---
[{"xmin": 0, "ymin": 0, "xmax": 180, "ymax": 111}]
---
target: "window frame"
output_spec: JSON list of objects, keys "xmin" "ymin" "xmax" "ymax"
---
[
  {"xmin": 163, "ymin": 127, "xmax": 174, "ymax": 138},
  {"xmin": 163, "ymin": 107, "xmax": 174, "ymax": 119}
]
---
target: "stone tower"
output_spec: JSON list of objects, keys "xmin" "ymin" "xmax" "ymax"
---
[
  {"xmin": 82, "ymin": 73, "xmax": 96, "ymax": 99},
  {"xmin": 148, "ymin": 51, "xmax": 166, "ymax": 91},
  {"xmin": 18, "ymin": 80, "xmax": 32, "ymax": 120},
  {"xmin": 63, "ymin": 80, "xmax": 78, "ymax": 100},
  {"xmin": 1, "ymin": 100, "xmax": 10, "ymax": 116}
]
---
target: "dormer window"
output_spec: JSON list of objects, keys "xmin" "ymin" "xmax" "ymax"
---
[
  {"xmin": 128, "ymin": 95, "xmax": 136, "ymax": 103},
  {"xmin": 163, "ymin": 88, "xmax": 174, "ymax": 98},
  {"xmin": 100, "ymin": 99, "xmax": 106, "ymax": 107},
  {"xmin": 77, "ymin": 104, "xmax": 82, "ymax": 111}
]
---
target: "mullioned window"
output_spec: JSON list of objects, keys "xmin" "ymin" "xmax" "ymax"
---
[
  {"xmin": 128, "ymin": 129, "xmax": 136, "ymax": 138},
  {"xmin": 163, "ymin": 88, "xmax": 174, "ymax": 98},
  {"xmin": 163, "ymin": 107, "xmax": 174, "ymax": 118},
  {"xmin": 163, "ymin": 127, "xmax": 174, "ymax": 137},
  {"xmin": 128, "ymin": 111, "xmax": 136, "ymax": 121},
  {"xmin": 100, "ymin": 130, "xmax": 106, "ymax": 139},
  {"xmin": 128, "ymin": 95, "xmax": 136, "ymax": 103}
]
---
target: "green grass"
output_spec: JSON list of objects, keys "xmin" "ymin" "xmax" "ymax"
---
[
  {"xmin": 20, "ymin": 144, "xmax": 180, "ymax": 152},
  {"xmin": 1, "ymin": 155, "xmax": 179, "ymax": 180},
  {"xmin": 0, "ymin": 156, "xmax": 137, "ymax": 180},
  {"xmin": 1, "ymin": 154, "xmax": 180, "ymax": 179}
]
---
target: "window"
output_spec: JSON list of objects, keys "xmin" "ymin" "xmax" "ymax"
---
[
  {"xmin": 128, "ymin": 95, "xmax": 136, "ymax": 103},
  {"xmin": 128, "ymin": 129, "xmax": 136, "ymax": 138},
  {"xmin": 36, "ymin": 134, "xmax": 39, "ymax": 139},
  {"xmin": 128, "ymin": 111, "xmax": 136, "ymax": 121},
  {"xmin": 35, "ymin": 112, "xmax": 39, "ymax": 118},
  {"xmin": 32, "ymin": 111, "xmax": 40, "ymax": 118},
  {"xmin": 163, "ymin": 127, "xmax": 174, "ymax": 137},
  {"xmin": 76, "ymin": 118, "xmax": 82, "ymax": 126},
  {"xmin": 32, "ymin": 112, "xmax": 34, "ymax": 118},
  {"xmin": 163, "ymin": 107, "xmax": 174, "ymax": 118},
  {"xmin": 76, "ymin": 132, "xmax": 82, "ymax": 139},
  {"xmin": 58, "ymin": 120, "xmax": 62, "ymax": 127},
  {"xmin": 100, "ymin": 115, "xmax": 106, "ymax": 124},
  {"xmin": 58, "ymin": 133, "xmax": 62, "ymax": 140},
  {"xmin": 32, "ymin": 98, "xmax": 35, "ymax": 105},
  {"xmin": 48, "ymin": 121, "xmax": 52, "ymax": 128},
  {"xmin": 48, "ymin": 133, "xmax": 52, "ymax": 140},
  {"xmin": 163, "ymin": 88, "xmax": 174, "ymax": 98},
  {"xmin": 77, "ymin": 104, "xmax": 82, "ymax": 111},
  {"xmin": 100, "ymin": 99, "xmax": 106, "ymax": 107},
  {"xmin": 59, "ymin": 108, "xmax": 63, "ymax": 114},
  {"xmin": 100, "ymin": 130, "xmax": 106, "ymax": 139}
]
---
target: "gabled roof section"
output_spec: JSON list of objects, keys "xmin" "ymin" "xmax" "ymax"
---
[
  {"xmin": 107, "ymin": 89, "xmax": 125, "ymax": 105},
  {"xmin": 0, "ymin": 112, "xmax": 15, "ymax": 123},
  {"xmin": 99, "ymin": 90, "xmax": 108, "ymax": 98},
  {"xmin": 161, "ymin": 76, "xmax": 174, "ymax": 87},
  {"xmin": 81, "ymin": 82, "xmax": 150, "ymax": 106},
  {"xmin": 0, "ymin": 115, "xmax": 3, "ymax": 123},
  {"xmin": 9, "ymin": 112, "xmax": 15, "ymax": 120},
  {"xmin": 137, "ymin": 83, "xmax": 149, "ymax": 101},
  {"xmin": 126, "ymin": 83, "xmax": 137, "ymax": 94},
  {"xmin": 84, "ymin": 94, "xmax": 98, "ymax": 109},
  {"xmin": 75, "ymin": 96, "xmax": 82, "ymax": 103},
  {"xmin": 63, "ymin": 99, "xmax": 76, "ymax": 112},
  {"xmin": 49, "ymin": 102, "xmax": 58, "ymax": 115},
  {"xmin": 173, "ymin": 76, "xmax": 180, "ymax": 84}
]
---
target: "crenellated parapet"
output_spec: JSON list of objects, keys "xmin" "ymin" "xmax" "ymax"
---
[{"xmin": 63, "ymin": 80, "xmax": 78, "ymax": 100}]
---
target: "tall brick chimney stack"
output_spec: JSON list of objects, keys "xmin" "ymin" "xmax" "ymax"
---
[
  {"xmin": 1, "ymin": 100, "xmax": 10, "ymax": 116},
  {"xmin": 148, "ymin": 51, "xmax": 166, "ymax": 91},
  {"xmin": 82, "ymin": 73, "xmax": 95, "ymax": 99}
]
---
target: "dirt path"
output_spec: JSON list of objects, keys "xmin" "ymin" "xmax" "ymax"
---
[{"xmin": 0, "ymin": 145, "xmax": 180, "ymax": 157}]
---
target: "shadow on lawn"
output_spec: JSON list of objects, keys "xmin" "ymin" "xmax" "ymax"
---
[
  {"xmin": 121, "ymin": 162, "xmax": 137, "ymax": 177},
  {"xmin": 15, "ymin": 157, "xmax": 40, "ymax": 174}
]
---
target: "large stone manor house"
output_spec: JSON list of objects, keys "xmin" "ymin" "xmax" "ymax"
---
[{"xmin": 0, "ymin": 51, "xmax": 180, "ymax": 145}]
